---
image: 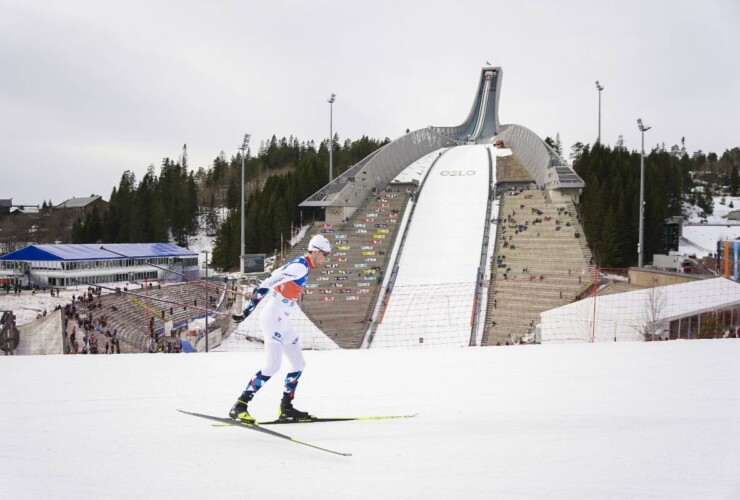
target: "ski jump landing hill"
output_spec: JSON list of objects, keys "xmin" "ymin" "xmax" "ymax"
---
[
  {"xmin": 371, "ymin": 145, "xmax": 493, "ymax": 348},
  {"xmin": 229, "ymin": 66, "xmax": 589, "ymax": 350}
]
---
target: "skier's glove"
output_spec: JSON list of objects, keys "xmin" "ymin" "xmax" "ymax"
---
[{"xmin": 234, "ymin": 288, "xmax": 269, "ymax": 323}]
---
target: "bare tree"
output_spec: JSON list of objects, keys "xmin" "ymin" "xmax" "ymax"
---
[{"xmin": 639, "ymin": 285, "xmax": 666, "ymax": 341}]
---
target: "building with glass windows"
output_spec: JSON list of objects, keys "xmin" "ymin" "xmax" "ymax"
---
[{"xmin": 0, "ymin": 243, "xmax": 198, "ymax": 288}]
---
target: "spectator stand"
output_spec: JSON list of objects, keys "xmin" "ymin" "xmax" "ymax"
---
[{"xmin": 483, "ymin": 188, "xmax": 594, "ymax": 345}]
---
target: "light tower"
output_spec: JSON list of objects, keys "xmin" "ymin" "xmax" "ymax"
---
[
  {"xmin": 201, "ymin": 249, "xmax": 210, "ymax": 352},
  {"xmin": 328, "ymin": 93, "xmax": 336, "ymax": 182},
  {"xmin": 238, "ymin": 134, "xmax": 250, "ymax": 273},
  {"xmin": 637, "ymin": 118, "xmax": 652, "ymax": 267},
  {"xmin": 595, "ymin": 81, "xmax": 604, "ymax": 143}
]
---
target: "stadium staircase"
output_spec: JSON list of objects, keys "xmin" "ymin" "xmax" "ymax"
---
[
  {"xmin": 296, "ymin": 188, "xmax": 411, "ymax": 348},
  {"xmin": 482, "ymin": 188, "xmax": 594, "ymax": 345},
  {"xmin": 272, "ymin": 224, "xmax": 315, "ymax": 269}
]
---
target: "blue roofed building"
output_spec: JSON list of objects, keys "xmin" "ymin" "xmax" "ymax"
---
[{"xmin": 0, "ymin": 243, "xmax": 198, "ymax": 288}]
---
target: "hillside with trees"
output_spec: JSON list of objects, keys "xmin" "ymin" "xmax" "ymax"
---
[
  {"xmin": 573, "ymin": 140, "xmax": 740, "ymax": 268},
  {"xmin": 67, "ymin": 135, "xmax": 389, "ymax": 269},
  {"xmin": 210, "ymin": 135, "xmax": 388, "ymax": 268}
]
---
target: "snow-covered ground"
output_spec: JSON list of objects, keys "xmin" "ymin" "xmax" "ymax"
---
[
  {"xmin": 188, "ymin": 214, "xmax": 217, "ymax": 270},
  {"xmin": 390, "ymin": 148, "xmax": 448, "ymax": 184},
  {"xmin": 684, "ymin": 195, "xmax": 740, "ymax": 224},
  {"xmin": 680, "ymin": 225, "xmax": 740, "ymax": 258},
  {"xmin": 676, "ymin": 196, "xmax": 740, "ymax": 258},
  {"xmin": 1, "ymin": 340, "xmax": 738, "ymax": 499}
]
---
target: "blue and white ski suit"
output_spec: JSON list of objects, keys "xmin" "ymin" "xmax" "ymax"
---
[{"xmin": 244, "ymin": 255, "xmax": 315, "ymax": 398}]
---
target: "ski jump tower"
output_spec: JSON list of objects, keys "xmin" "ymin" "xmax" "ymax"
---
[
  {"xmin": 300, "ymin": 66, "xmax": 584, "ymax": 222},
  {"xmin": 433, "ymin": 67, "xmax": 503, "ymax": 142}
]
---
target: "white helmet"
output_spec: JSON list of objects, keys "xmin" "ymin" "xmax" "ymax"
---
[{"xmin": 308, "ymin": 234, "xmax": 332, "ymax": 254}]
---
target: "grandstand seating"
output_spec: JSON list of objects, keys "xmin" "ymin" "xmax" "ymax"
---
[
  {"xmin": 87, "ymin": 188, "xmax": 590, "ymax": 351},
  {"xmin": 482, "ymin": 188, "xmax": 594, "ymax": 345},
  {"xmin": 295, "ymin": 188, "xmax": 411, "ymax": 348},
  {"xmin": 495, "ymin": 153, "xmax": 534, "ymax": 184},
  {"xmin": 67, "ymin": 281, "xmax": 231, "ymax": 353}
]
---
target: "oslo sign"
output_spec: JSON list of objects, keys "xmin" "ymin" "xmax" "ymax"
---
[{"xmin": 440, "ymin": 170, "xmax": 476, "ymax": 176}]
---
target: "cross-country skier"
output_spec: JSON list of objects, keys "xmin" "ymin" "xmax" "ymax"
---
[{"xmin": 229, "ymin": 234, "xmax": 332, "ymax": 422}]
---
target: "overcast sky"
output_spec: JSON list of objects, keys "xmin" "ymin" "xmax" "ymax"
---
[{"xmin": 2, "ymin": 0, "xmax": 738, "ymax": 204}]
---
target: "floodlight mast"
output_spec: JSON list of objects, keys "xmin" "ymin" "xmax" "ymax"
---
[
  {"xmin": 637, "ymin": 119, "xmax": 652, "ymax": 267},
  {"xmin": 328, "ymin": 94, "xmax": 336, "ymax": 182},
  {"xmin": 238, "ymin": 134, "xmax": 251, "ymax": 274},
  {"xmin": 201, "ymin": 249, "xmax": 210, "ymax": 352},
  {"xmin": 595, "ymin": 81, "xmax": 604, "ymax": 143}
]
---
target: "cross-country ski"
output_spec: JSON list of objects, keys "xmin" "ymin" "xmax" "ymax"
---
[
  {"xmin": 211, "ymin": 413, "xmax": 418, "ymax": 426},
  {"xmin": 178, "ymin": 410, "xmax": 352, "ymax": 457}
]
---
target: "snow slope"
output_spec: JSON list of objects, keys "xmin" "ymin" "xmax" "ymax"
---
[
  {"xmin": 673, "ymin": 196, "xmax": 740, "ymax": 257},
  {"xmin": 684, "ymin": 196, "xmax": 740, "ymax": 224},
  {"xmin": 681, "ymin": 225, "xmax": 740, "ymax": 258},
  {"xmin": 1, "ymin": 340, "xmax": 738, "ymax": 499},
  {"xmin": 373, "ymin": 145, "xmax": 491, "ymax": 347}
]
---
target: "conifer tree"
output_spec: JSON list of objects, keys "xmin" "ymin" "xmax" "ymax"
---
[{"xmin": 697, "ymin": 187, "xmax": 714, "ymax": 217}]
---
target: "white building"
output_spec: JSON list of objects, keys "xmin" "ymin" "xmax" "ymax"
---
[{"xmin": 539, "ymin": 277, "xmax": 740, "ymax": 342}]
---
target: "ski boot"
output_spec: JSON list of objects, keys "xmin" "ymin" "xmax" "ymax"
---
[
  {"xmin": 229, "ymin": 393, "xmax": 255, "ymax": 423},
  {"xmin": 278, "ymin": 393, "xmax": 312, "ymax": 422}
]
